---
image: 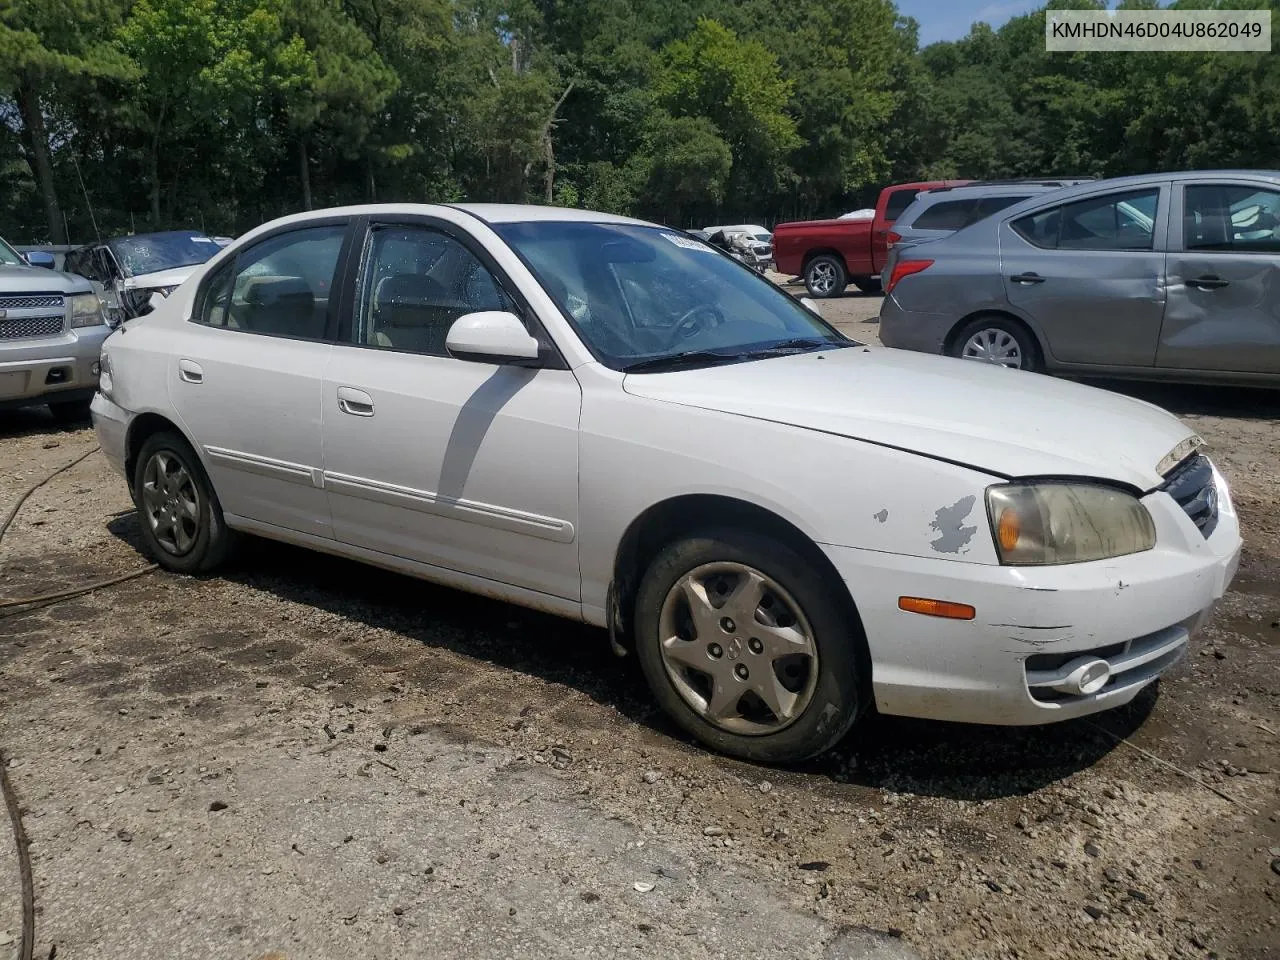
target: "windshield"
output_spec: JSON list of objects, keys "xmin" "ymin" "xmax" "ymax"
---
[
  {"xmin": 494, "ymin": 222, "xmax": 846, "ymax": 371},
  {"xmin": 0, "ymin": 237, "xmax": 23, "ymax": 266},
  {"xmin": 108, "ymin": 232, "xmax": 220, "ymax": 276}
]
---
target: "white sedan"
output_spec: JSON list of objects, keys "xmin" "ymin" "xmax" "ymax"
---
[{"xmin": 91, "ymin": 204, "xmax": 1242, "ymax": 763}]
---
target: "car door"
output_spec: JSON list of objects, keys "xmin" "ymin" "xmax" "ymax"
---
[
  {"xmin": 168, "ymin": 218, "xmax": 352, "ymax": 539},
  {"xmin": 999, "ymin": 184, "xmax": 1170, "ymax": 367},
  {"xmin": 1157, "ymin": 179, "xmax": 1280, "ymax": 375},
  {"xmin": 322, "ymin": 217, "xmax": 583, "ymax": 602}
]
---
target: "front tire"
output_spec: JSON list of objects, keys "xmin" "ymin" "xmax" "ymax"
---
[
  {"xmin": 132, "ymin": 431, "xmax": 234, "ymax": 574},
  {"xmin": 633, "ymin": 529, "xmax": 865, "ymax": 763},
  {"xmin": 803, "ymin": 254, "xmax": 847, "ymax": 299}
]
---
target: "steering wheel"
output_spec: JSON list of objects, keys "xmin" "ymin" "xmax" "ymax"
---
[{"xmin": 669, "ymin": 304, "xmax": 724, "ymax": 345}]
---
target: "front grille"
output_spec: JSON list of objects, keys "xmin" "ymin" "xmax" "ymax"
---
[
  {"xmin": 1025, "ymin": 622, "xmax": 1190, "ymax": 705},
  {"xmin": 0, "ymin": 315, "xmax": 64, "ymax": 340},
  {"xmin": 1161, "ymin": 453, "xmax": 1219, "ymax": 538},
  {"xmin": 0, "ymin": 294, "xmax": 64, "ymax": 311}
]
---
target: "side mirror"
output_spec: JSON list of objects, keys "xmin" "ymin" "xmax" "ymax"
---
[
  {"xmin": 446, "ymin": 311, "xmax": 540, "ymax": 364},
  {"xmin": 24, "ymin": 251, "xmax": 55, "ymax": 269},
  {"xmin": 800, "ymin": 297, "xmax": 822, "ymax": 318}
]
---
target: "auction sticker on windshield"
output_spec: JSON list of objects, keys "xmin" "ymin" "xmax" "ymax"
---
[{"xmin": 661, "ymin": 233, "xmax": 715, "ymax": 252}]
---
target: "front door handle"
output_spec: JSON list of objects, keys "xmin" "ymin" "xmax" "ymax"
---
[
  {"xmin": 1186, "ymin": 275, "xmax": 1229, "ymax": 290},
  {"xmin": 1009, "ymin": 272, "xmax": 1045, "ymax": 285},
  {"xmin": 336, "ymin": 386, "xmax": 375, "ymax": 417},
  {"xmin": 177, "ymin": 359, "xmax": 203, "ymax": 383}
]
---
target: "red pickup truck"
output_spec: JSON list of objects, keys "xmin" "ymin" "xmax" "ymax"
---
[{"xmin": 772, "ymin": 180, "xmax": 969, "ymax": 297}]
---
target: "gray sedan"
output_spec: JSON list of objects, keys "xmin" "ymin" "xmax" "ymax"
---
[{"xmin": 879, "ymin": 170, "xmax": 1280, "ymax": 386}]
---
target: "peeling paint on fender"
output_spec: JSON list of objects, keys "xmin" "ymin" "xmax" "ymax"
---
[
  {"xmin": 929, "ymin": 495, "xmax": 978, "ymax": 554},
  {"xmin": 873, "ymin": 509, "xmax": 889, "ymax": 524}
]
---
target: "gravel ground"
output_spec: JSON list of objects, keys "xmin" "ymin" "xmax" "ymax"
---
[{"xmin": 1, "ymin": 293, "xmax": 1277, "ymax": 960}]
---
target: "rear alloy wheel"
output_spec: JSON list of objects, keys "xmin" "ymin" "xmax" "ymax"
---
[
  {"xmin": 803, "ymin": 254, "xmax": 847, "ymax": 298},
  {"xmin": 951, "ymin": 316, "xmax": 1039, "ymax": 372},
  {"xmin": 132, "ymin": 431, "xmax": 234, "ymax": 574},
  {"xmin": 634, "ymin": 530, "xmax": 864, "ymax": 763}
]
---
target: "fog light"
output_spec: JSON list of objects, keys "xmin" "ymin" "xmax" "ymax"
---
[{"xmin": 1050, "ymin": 657, "xmax": 1111, "ymax": 696}]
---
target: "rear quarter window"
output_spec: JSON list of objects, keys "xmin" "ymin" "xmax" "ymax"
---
[{"xmin": 911, "ymin": 200, "xmax": 977, "ymax": 231}]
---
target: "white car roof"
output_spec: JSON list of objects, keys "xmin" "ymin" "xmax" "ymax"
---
[{"xmin": 454, "ymin": 203, "xmax": 652, "ymax": 226}]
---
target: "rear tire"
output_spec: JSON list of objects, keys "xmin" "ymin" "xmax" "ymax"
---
[
  {"xmin": 132, "ymin": 431, "xmax": 235, "ymax": 574},
  {"xmin": 633, "ymin": 529, "xmax": 865, "ymax": 764},
  {"xmin": 48, "ymin": 398, "xmax": 92, "ymax": 423},
  {"xmin": 852, "ymin": 277, "xmax": 882, "ymax": 295},
  {"xmin": 949, "ymin": 315, "xmax": 1040, "ymax": 372},
  {"xmin": 803, "ymin": 254, "xmax": 847, "ymax": 299}
]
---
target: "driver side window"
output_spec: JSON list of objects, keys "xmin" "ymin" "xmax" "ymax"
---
[{"xmin": 355, "ymin": 225, "xmax": 516, "ymax": 357}]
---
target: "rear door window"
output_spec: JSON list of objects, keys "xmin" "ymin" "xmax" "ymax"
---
[
  {"xmin": 1012, "ymin": 189, "xmax": 1159, "ymax": 251},
  {"xmin": 194, "ymin": 223, "xmax": 347, "ymax": 339}
]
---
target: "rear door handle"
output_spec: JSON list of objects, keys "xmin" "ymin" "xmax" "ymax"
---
[
  {"xmin": 336, "ymin": 386, "xmax": 375, "ymax": 417},
  {"xmin": 1186, "ymin": 275, "xmax": 1229, "ymax": 290},
  {"xmin": 1009, "ymin": 272, "xmax": 1045, "ymax": 285},
  {"xmin": 177, "ymin": 359, "xmax": 203, "ymax": 383}
]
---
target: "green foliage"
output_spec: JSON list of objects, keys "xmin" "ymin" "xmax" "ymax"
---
[{"xmin": 2, "ymin": 0, "xmax": 1279, "ymax": 242}]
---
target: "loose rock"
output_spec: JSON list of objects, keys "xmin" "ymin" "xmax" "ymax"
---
[{"xmin": 641, "ymin": 770, "xmax": 662, "ymax": 784}]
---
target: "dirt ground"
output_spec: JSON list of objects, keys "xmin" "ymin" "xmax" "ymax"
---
[{"xmin": 1, "ymin": 292, "xmax": 1277, "ymax": 960}]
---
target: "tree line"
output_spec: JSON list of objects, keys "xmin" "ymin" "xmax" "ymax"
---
[{"xmin": 3, "ymin": 0, "xmax": 1277, "ymax": 245}]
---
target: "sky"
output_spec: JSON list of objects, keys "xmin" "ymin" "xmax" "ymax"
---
[{"xmin": 897, "ymin": 0, "xmax": 1044, "ymax": 45}]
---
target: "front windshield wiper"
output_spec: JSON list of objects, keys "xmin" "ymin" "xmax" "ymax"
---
[
  {"xmin": 744, "ymin": 337, "xmax": 853, "ymax": 357},
  {"xmin": 620, "ymin": 350, "xmax": 749, "ymax": 373}
]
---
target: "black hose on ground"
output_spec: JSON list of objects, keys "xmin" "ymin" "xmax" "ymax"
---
[{"xmin": 0, "ymin": 445, "xmax": 157, "ymax": 615}]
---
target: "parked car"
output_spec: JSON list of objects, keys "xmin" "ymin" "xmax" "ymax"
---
[
  {"xmin": 880, "ymin": 170, "xmax": 1280, "ymax": 385},
  {"xmin": 881, "ymin": 179, "xmax": 1095, "ymax": 284},
  {"xmin": 0, "ymin": 233, "xmax": 110, "ymax": 420},
  {"xmin": 65, "ymin": 230, "xmax": 223, "ymax": 324},
  {"xmin": 704, "ymin": 223, "xmax": 772, "ymax": 244},
  {"xmin": 706, "ymin": 228, "xmax": 772, "ymax": 272},
  {"xmin": 772, "ymin": 180, "xmax": 970, "ymax": 298},
  {"xmin": 93, "ymin": 203, "xmax": 1240, "ymax": 763}
]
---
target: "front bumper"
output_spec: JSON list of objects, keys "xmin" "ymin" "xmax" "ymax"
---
[
  {"xmin": 877, "ymin": 294, "xmax": 952, "ymax": 354},
  {"xmin": 0, "ymin": 324, "xmax": 110, "ymax": 409},
  {"xmin": 825, "ymin": 467, "xmax": 1242, "ymax": 726}
]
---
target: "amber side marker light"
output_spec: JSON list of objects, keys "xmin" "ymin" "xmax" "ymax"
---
[{"xmin": 898, "ymin": 597, "xmax": 976, "ymax": 620}]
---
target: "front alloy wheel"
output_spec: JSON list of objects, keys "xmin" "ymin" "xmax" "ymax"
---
[
  {"xmin": 658, "ymin": 562, "xmax": 819, "ymax": 735},
  {"xmin": 634, "ymin": 530, "xmax": 865, "ymax": 763}
]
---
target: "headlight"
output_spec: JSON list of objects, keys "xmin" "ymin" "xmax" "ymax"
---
[
  {"xmin": 986, "ymin": 483, "xmax": 1156, "ymax": 565},
  {"xmin": 69, "ymin": 292, "xmax": 105, "ymax": 328}
]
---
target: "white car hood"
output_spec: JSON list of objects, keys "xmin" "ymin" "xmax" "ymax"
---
[
  {"xmin": 622, "ymin": 347, "xmax": 1197, "ymax": 491},
  {"xmin": 122, "ymin": 265, "xmax": 199, "ymax": 291}
]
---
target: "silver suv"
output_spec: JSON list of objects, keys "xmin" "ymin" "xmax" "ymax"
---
[
  {"xmin": 879, "ymin": 171, "xmax": 1280, "ymax": 385},
  {"xmin": 882, "ymin": 179, "xmax": 1094, "ymax": 284},
  {"xmin": 0, "ymin": 234, "xmax": 109, "ymax": 421}
]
